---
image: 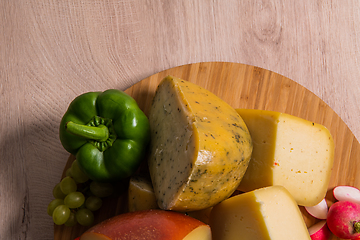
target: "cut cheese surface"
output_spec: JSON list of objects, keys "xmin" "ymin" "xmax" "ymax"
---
[
  {"xmin": 128, "ymin": 176, "xmax": 159, "ymax": 212},
  {"xmin": 148, "ymin": 76, "xmax": 253, "ymax": 211},
  {"xmin": 210, "ymin": 186, "xmax": 311, "ymax": 240},
  {"xmin": 236, "ymin": 109, "xmax": 334, "ymax": 206}
]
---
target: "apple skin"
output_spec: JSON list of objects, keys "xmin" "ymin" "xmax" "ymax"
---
[{"xmin": 79, "ymin": 209, "xmax": 211, "ymax": 240}]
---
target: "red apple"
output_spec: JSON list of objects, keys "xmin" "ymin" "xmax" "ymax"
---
[{"xmin": 79, "ymin": 209, "xmax": 211, "ymax": 240}]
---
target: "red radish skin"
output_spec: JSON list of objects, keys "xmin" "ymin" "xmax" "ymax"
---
[
  {"xmin": 327, "ymin": 201, "xmax": 360, "ymax": 239},
  {"xmin": 308, "ymin": 221, "xmax": 331, "ymax": 240}
]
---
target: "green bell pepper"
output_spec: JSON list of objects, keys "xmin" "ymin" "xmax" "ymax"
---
[{"xmin": 59, "ymin": 89, "xmax": 150, "ymax": 183}]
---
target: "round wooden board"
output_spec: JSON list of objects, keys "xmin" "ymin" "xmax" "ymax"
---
[{"xmin": 55, "ymin": 62, "xmax": 360, "ymax": 240}]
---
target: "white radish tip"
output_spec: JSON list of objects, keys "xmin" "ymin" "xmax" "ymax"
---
[
  {"xmin": 333, "ymin": 186, "xmax": 360, "ymax": 205},
  {"xmin": 308, "ymin": 220, "xmax": 331, "ymax": 240},
  {"xmin": 305, "ymin": 198, "xmax": 328, "ymax": 220}
]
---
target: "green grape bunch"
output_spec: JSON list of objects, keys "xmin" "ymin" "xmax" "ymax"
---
[{"xmin": 47, "ymin": 160, "xmax": 114, "ymax": 227}]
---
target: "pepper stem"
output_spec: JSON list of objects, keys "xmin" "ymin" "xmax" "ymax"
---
[
  {"xmin": 65, "ymin": 121, "xmax": 109, "ymax": 142},
  {"xmin": 354, "ymin": 221, "xmax": 360, "ymax": 233}
]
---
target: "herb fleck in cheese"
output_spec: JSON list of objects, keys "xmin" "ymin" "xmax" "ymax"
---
[{"xmin": 148, "ymin": 76, "xmax": 253, "ymax": 211}]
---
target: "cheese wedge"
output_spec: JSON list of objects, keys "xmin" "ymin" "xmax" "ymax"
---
[
  {"xmin": 148, "ymin": 76, "xmax": 253, "ymax": 211},
  {"xmin": 236, "ymin": 109, "xmax": 334, "ymax": 206},
  {"xmin": 210, "ymin": 186, "xmax": 311, "ymax": 240},
  {"xmin": 128, "ymin": 175, "xmax": 213, "ymax": 223},
  {"xmin": 128, "ymin": 176, "xmax": 159, "ymax": 212}
]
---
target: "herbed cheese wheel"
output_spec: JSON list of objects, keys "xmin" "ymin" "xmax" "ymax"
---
[{"xmin": 148, "ymin": 76, "xmax": 253, "ymax": 211}]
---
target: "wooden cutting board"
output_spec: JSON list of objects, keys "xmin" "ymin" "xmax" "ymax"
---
[{"xmin": 55, "ymin": 62, "xmax": 360, "ymax": 240}]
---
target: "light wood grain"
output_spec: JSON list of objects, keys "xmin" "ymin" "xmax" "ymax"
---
[
  {"xmin": 1, "ymin": 1, "xmax": 360, "ymax": 239},
  {"xmin": 55, "ymin": 62, "xmax": 359, "ymax": 240}
]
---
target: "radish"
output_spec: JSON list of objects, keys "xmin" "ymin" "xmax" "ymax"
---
[
  {"xmin": 308, "ymin": 220, "xmax": 331, "ymax": 240},
  {"xmin": 305, "ymin": 198, "xmax": 328, "ymax": 220},
  {"xmin": 333, "ymin": 186, "xmax": 360, "ymax": 205},
  {"xmin": 327, "ymin": 200, "xmax": 360, "ymax": 239}
]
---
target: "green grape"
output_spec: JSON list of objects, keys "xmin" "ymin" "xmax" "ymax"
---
[
  {"xmin": 64, "ymin": 211, "xmax": 77, "ymax": 227},
  {"xmin": 47, "ymin": 199, "xmax": 64, "ymax": 216},
  {"xmin": 65, "ymin": 168, "xmax": 72, "ymax": 177},
  {"xmin": 85, "ymin": 196, "xmax": 102, "ymax": 211},
  {"xmin": 70, "ymin": 160, "xmax": 89, "ymax": 183},
  {"xmin": 64, "ymin": 192, "xmax": 85, "ymax": 209},
  {"xmin": 53, "ymin": 183, "xmax": 66, "ymax": 199},
  {"xmin": 90, "ymin": 181, "xmax": 114, "ymax": 198},
  {"xmin": 52, "ymin": 205, "xmax": 70, "ymax": 225},
  {"xmin": 76, "ymin": 208, "xmax": 94, "ymax": 226},
  {"xmin": 78, "ymin": 201, "xmax": 86, "ymax": 209},
  {"xmin": 60, "ymin": 176, "xmax": 77, "ymax": 195}
]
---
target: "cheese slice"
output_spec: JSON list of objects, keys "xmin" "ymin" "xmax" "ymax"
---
[
  {"xmin": 236, "ymin": 109, "xmax": 334, "ymax": 206},
  {"xmin": 128, "ymin": 176, "xmax": 159, "ymax": 212},
  {"xmin": 148, "ymin": 76, "xmax": 253, "ymax": 211},
  {"xmin": 210, "ymin": 186, "xmax": 311, "ymax": 240}
]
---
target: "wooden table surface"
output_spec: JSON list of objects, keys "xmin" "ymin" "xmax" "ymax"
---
[{"xmin": 1, "ymin": 1, "xmax": 360, "ymax": 239}]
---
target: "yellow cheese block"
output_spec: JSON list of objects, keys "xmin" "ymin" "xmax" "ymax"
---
[
  {"xmin": 210, "ymin": 186, "xmax": 311, "ymax": 240},
  {"xmin": 236, "ymin": 109, "xmax": 334, "ymax": 206},
  {"xmin": 128, "ymin": 176, "xmax": 159, "ymax": 212},
  {"xmin": 148, "ymin": 76, "xmax": 253, "ymax": 211},
  {"xmin": 128, "ymin": 175, "xmax": 213, "ymax": 223}
]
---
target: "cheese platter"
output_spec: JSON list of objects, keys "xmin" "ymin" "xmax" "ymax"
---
[{"xmin": 54, "ymin": 62, "xmax": 360, "ymax": 240}]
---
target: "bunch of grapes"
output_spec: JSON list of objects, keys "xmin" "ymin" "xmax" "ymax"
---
[{"xmin": 47, "ymin": 160, "xmax": 114, "ymax": 227}]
